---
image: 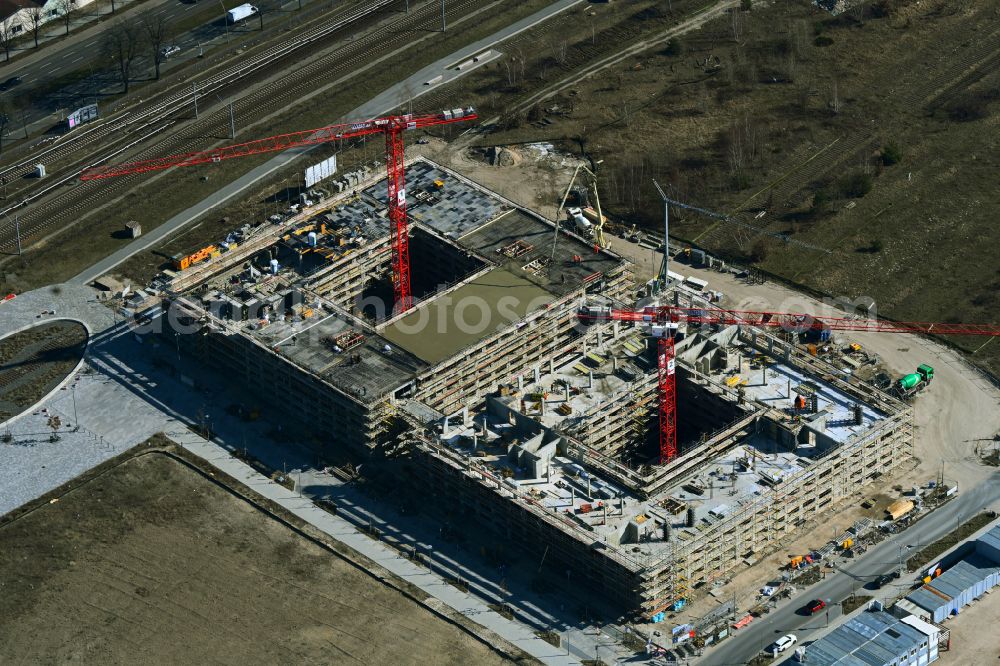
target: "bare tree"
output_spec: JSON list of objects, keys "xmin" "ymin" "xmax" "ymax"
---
[
  {"xmin": 55, "ymin": 0, "xmax": 75, "ymax": 36},
  {"xmin": 830, "ymin": 78, "xmax": 842, "ymax": 115},
  {"xmin": 102, "ymin": 19, "xmax": 140, "ymax": 93},
  {"xmin": 730, "ymin": 8, "xmax": 745, "ymax": 43},
  {"xmin": 141, "ymin": 13, "xmax": 170, "ymax": 80},
  {"xmin": 0, "ymin": 19, "xmax": 14, "ymax": 61},
  {"xmin": 27, "ymin": 6, "xmax": 44, "ymax": 48},
  {"xmin": 848, "ymin": 1, "xmax": 867, "ymax": 25}
]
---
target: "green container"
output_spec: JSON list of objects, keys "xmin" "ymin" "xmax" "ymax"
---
[{"xmin": 899, "ymin": 373, "xmax": 922, "ymax": 390}]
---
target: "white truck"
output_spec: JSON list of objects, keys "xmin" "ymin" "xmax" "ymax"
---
[{"xmin": 227, "ymin": 3, "xmax": 258, "ymax": 23}]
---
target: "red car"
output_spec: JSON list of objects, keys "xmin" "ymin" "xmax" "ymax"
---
[{"xmin": 806, "ymin": 599, "xmax": 826, "ymax": 615}]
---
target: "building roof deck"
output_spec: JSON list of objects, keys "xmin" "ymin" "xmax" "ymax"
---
[
  {"xmin": 797, "ymin": 610, "xmax": 935, "ymax": 666},
  {"xmin": 380, "ymin": 266, "xmax": 552, "ymax": 365},
  {"xmin": 364, "ymin": 159, "xmax": 507, "ymax": 238},
  {"xmin": 730, "ymin": 347, "xmax": 885, "ymax": 444},
  {"xmin": 493, "ymin": 328, "xmax": 652, "ymax": 432},
  {"xmin": 462, "ymin": 209, "xmax": 623, "ymax": 298},
  {"xmin": 905, "ymin": 553, "xmax": 1000, "ymax": 613},
  {"xmin": 241, "ymin": 306, "xmax": 427, "ymax": 399}
]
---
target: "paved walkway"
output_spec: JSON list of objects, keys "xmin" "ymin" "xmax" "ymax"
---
[{"xmin": 72, "ymin": 0, "xmax": 586, "ymax": 284}]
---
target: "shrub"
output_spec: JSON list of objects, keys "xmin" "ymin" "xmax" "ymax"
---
[
  {"xmin": 663, "ymin": 38, "xmax": 684, "ymax": 57},
  {"xmin": 741, "ymin": 0, "xmax": 753, "ymax": 10},
  {"xmin": 811, "ymin": 188, "xmax": 831, "ymax": 213},
  {"xmin": 881, "ymin": 142, "xmax": 902, "ymax": 166},
  {"xmin": 946, "ymin": 94, "xmax": 991, "ymax": 122},
  {"xmin": 814, "ymin": 35, "xmax": 834, "ymax": 47},
  {"xmin": 839, "ymin": 171, "xmax": 873, "ymax": 198}
]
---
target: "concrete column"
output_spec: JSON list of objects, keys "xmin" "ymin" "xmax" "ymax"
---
[
  {"xmin": 588, "ymin": 371, "xmax": 594, "ymax": 389},
  {"xmin": 549, "ymin": 358, "xmax": 555, "ymax": 374},
  {"xmin": 517, "ymin": 375, "xmax": 524, "ymax": 392},
  {"xmin": 442, "ymin": 416, "xmax": 449, "ymax": 436},
  {"xmin": 564, "ymin": 385, "xmax": 570, "ymax": 402},
  {"xmin": 598, "ymin": 330, "xmax": 604, "ymax": 348},
  {"xmin": 570, "ymin": 487, "xmax": 575, "ymax": 508},
  {"xmin": 613, "ymin": 321, "xmax": 620, "ymax": 338},
  {"xmin": 462, "ymin": 407, "xmax": 469, "ymax": 427},
  {"xmin": 473, "ymin": 433, "xmax": 478, "ymax": 449},
  {"xmin": 613, "ymin": 356, "xmax": 619, "ymax": 372},
  {"xmin": 534, "ymin": 367, "xmax": 540, "ymax": 384},
  {"xmin": 587, "ymin": 477, "xmax": 592, "ymax": 498}
]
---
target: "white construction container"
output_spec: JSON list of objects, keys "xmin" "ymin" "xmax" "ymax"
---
[{"xmin": 227, "ymin": 3, "xmax": 258, "ymax": 23}]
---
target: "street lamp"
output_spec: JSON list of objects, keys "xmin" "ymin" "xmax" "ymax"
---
[
  {"xmin": 219, "ymin": 0, "xmax": 231, "ymax": 44},
  {"xmin": 70, "ymin": 383, "xmax": 79, "ymax": 431}
]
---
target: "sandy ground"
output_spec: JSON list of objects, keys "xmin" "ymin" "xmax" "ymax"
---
[
  {"xmin": 936, "ymin": 586, "xmax": 1000, "ymax": 665},
  {"xmin": 421, "ymin": 140, "xmax": 1000, "ymax": 625},
  {"xmin": 0, "ymin": 451, "xmax": 514, "ymax": 665}
]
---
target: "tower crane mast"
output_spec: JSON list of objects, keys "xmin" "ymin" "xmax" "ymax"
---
[
  {"xmin": 81, "ymin": 107, "xmax": 478, "ymax": 312},
  {"xmin": 579, "ymin": 304, "xmax": 1000, "ymax": 465}
]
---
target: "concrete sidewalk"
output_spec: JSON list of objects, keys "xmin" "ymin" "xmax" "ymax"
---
[{"xmin": 165, "ymin": 426, "xmax": 581, "ymax": 665}]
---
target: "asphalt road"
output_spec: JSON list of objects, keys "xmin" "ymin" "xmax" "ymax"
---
[
  {"xmin": 705, "ymin": 470, "xmax": 1000, "ymax": 665},
  {"xmin": 1, "ymin": 0, "xmax": 208, "ymax": 88}
]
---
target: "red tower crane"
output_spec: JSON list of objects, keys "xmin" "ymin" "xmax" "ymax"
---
[
  {"xmin": 80, "ymin": 107, "xmax": 479, "ymax": 312},
  {"xmin": 579, "ymin": 304, "xmax": 1000, "ymax": 465}
]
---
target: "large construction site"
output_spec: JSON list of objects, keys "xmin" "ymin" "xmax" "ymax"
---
[{"xmin": 154, "ymin": 155, "xmax": 914, "ymax": 619}]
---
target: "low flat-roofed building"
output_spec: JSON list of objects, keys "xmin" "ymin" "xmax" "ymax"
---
[{"xmin": 790, "ymin": 609, "xmax": 939, "ymax": 666}]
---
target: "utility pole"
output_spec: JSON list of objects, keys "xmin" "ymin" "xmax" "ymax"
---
[
  {"xmin": 71, "ymin": 383, "xmax": 79, "ymax": 430},
  {"xmin": 440, "ymin": 0, "xmax": 445, "ymax": 31},
  {"xmin": 14, "ymin": 213, "xmax": 21, "ymax": 255},
  {"xmin": 219, "ymin": 0, "xmax": 230, "ymax": 44},
  {"xmin": 228, "ymin": 101, "xmax": 236, "ymax": 139},
  {"xmin": 193, "ymin": 82, "xmax": 198, "ymax": 118},
  {"xmin": 653, "ymin": 179, "xmax": 669, "ymax": 290}
]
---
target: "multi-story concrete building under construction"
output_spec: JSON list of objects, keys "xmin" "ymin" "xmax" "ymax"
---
[{"xmin": 158, "ymin": 157, "xmax": 913, "ymax": 618}]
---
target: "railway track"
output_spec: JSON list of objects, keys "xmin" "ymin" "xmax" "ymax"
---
[
  {"xmin": 0, "ymin": 0, "xmax": 400, "ymax": 206},
  {"xmin": 0, "ymin": 0, "xmax": 491, "ymax": 254}
]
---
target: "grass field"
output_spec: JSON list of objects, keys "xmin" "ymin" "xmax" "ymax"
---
[
  {"xmin": 0, "ymin": 444, "xmax": 520, "ymax": 664},
  {"xmin": 427, "ymin": 0, "xmax": 1000, "ymax": 376}
]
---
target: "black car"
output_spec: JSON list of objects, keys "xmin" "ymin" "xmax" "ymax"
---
[
  {"xmin": 872, "ymin": 573, "xmax": 896, "ymax": 589},
  {"xmin": 0, "ymin": 76, "xmax": 22, "ymax": 91}
]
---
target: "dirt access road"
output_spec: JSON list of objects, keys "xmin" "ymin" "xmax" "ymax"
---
[{"xmin": 0, "ymin": 448, "xmax": 520, "ymax": 665}]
